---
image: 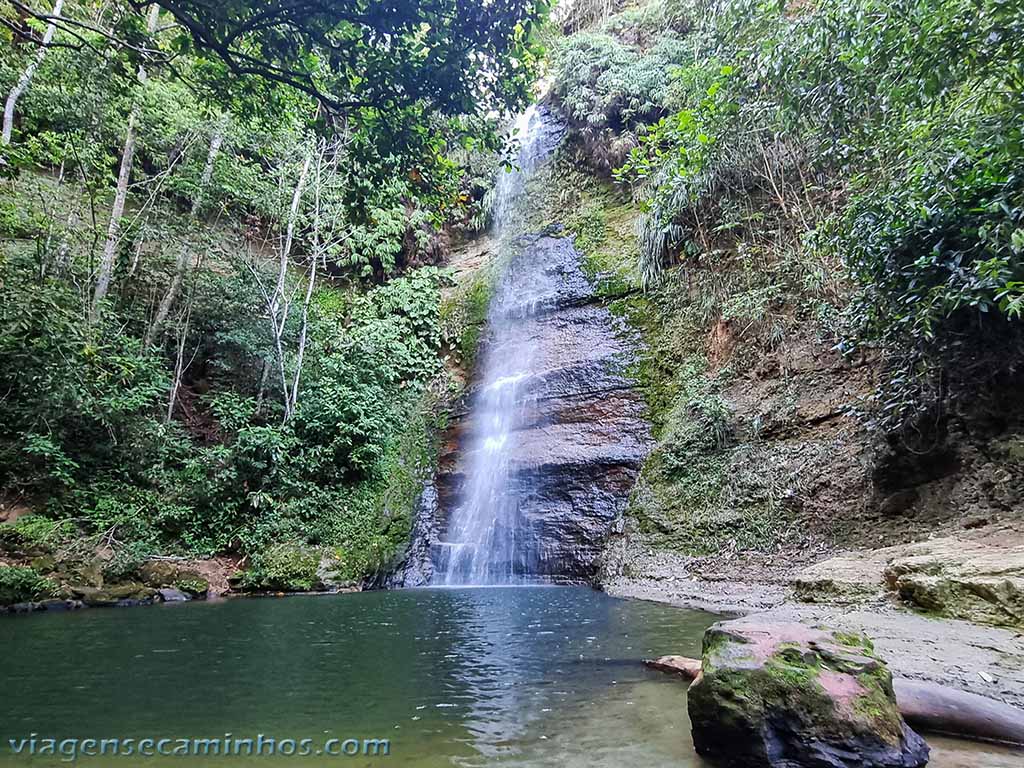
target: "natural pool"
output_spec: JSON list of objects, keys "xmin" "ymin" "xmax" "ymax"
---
[{"xmin": 0, "ymin": 587, "xmax": 1019, "ymax": 767}]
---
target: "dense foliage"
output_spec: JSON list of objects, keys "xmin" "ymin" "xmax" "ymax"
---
[
  {"xmin": 554, "ymin": 0, "xmax": 1024, "ymax": 433},
  {"xmin": 0, "ymin": 0, "xmax": 544, "ymax": 593}
]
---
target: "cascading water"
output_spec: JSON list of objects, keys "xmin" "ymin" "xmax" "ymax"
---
[
  {"xmin": 431, "ymin": 106, "xmax": 561, "ymax": 585},
  {"xmin": 383, "ymin": 102, "xmax": 650, "ymax": 590}
]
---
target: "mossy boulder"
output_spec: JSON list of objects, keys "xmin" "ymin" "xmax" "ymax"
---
[
  {"xmin": 687, "ymin": 619, "xmax": 929, "ymax": 768},
  {"xmin": 68, "ymin": 583, "xmax": 156, "ymax": 606},
  {"xmin": 137, "ymin": 560, "xmax": 209, "ymax": 597},
  {"xmin": 29, "ymin": 554, "xmax": 57, "ymax": 574},
  {"xmin": 173, "ymin": 576, "xmax": 209, "ymax": 598},
  {"xmin": 137, "ymin": 560, "xmax": 181, "ymax": 586}
]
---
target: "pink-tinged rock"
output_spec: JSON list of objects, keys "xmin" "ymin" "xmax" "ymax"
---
[{"xmin": 687, "ymin": 619, "xmax": 929, "ymax": 768}]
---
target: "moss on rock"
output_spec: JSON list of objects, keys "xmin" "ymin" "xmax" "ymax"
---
[{"xmin": 688, "ymin": 619, "xmax": 928, "ymax": 768}]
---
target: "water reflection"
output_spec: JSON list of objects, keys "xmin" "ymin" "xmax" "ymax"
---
[{"xmin": 0, "ymin": 589, "xmax": 1018, "ymax": 767}]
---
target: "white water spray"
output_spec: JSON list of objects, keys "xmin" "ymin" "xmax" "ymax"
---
[{"xmin": 432, "ymin": 106, "xmax": 561, "ymax": 585}]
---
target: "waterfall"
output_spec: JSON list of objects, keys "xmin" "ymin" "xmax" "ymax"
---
[
  {"xmin": 431, "ymin": 106, "xmax": 561, "ymax": 585},
  {"xmin": 381, "ymin": 101, "xmax": 649, "ymax": 590}
]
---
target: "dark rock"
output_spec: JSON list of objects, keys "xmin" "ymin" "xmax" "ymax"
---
[
  {"xmin": 377, "ymin": 481, "xmax": 439, "ymax": 588},
  {"xmin": 387, "ymin": 234, "xmax": 652, "ymax": 586},
  {"xmin": 878, "ymin": 489, "xmax": 919, "ymax": 517},
  {"xmin": 687, "ymin": 619, "xmax": 929, "ymax": 768},
  {"xmin": 2, "ymin": 599, "xmax": 83, "ymax": 614}
]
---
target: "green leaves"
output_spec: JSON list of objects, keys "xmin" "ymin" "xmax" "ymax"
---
[
  {"xmin": 0, "ymin": 565, "xmax": 57, "ymax": 606},
  {"xmin": 616, "ymin": 61, "xmax": 738, "ymax": 196},
  {"xmin": 842, "ymin": 121, "xmax": 1024, "ymax": 349},
  {"xmin": 151, "ymin": 0, "xmax": 547, "ymax": 124},
  {"xmin": 998, "ymin": 283, "xmax": 1024, "ymax": 318}
]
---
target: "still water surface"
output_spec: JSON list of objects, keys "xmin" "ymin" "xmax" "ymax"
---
[{"xmin": 0, "ymin": 587, "xmax": 1018, "ymax": 767}]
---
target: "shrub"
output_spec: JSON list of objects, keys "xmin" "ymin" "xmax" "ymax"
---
[
  {"xmin": 241, "ymin": 544, "xmax": 322, "ymax": 592},
  {"xmin": 604, "ymin": 0, "xmax": 1024, "ymax": 428},
  {"xmin": 0, "ymin": 565, "xmax": 57, "ymax": 605},
  {"xmin": 550, "ymin": 6, "xmax": 692, "ymax": 172}
]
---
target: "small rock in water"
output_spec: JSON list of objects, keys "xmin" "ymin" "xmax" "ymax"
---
[{"xmin": 157, "ymin": 588, "xmax": 190, "ymax": 603}]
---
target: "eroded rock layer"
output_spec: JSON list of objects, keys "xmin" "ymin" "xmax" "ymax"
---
[{"xmin": 390, "ymin": 235, "xmax": 651, "ymax": 586}]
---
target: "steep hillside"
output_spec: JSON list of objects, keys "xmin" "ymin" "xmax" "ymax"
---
[{"xmin": 544, "ymin": 0, "xmax": 1024, "ymax": 624}]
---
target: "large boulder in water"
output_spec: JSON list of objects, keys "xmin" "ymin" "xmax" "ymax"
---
[{"xmin": 687, "ymin": 619, "xmax": 929, "ymax": 768}]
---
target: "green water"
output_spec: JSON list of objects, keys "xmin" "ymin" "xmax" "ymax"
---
[{"xmin": 0, "ymin": 587, "xmax": 1018, "ymax": 767}]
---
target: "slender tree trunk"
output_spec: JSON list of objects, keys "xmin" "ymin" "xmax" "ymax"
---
[
  {"xmin": 272, "ymin": 315, "xmax": 291, "ymax": 421},
  {"xmin": 254, "ymin": 359, "xmax": 271, "ymax": 414},
  {"xmin": 287, "ymin": 143, "xmax": 325, "ymax": 415},
  {"xmin": 289, "ymin": 254, "xmax": 318, "ymax": 414},
  {"xmin": 165, "ymin": 255, "xmax": 203, "ymax": 423},
  {"xmin": 272, "ymin": 146, "xmax": 312, "ymax": 317},
  {"xmin": 144, "ymin": 117, "xmax": 227, "ymax": 347},
  {"xmin": 193, "ymin": 112, "xmax": 227, "ymax": 214},
  {"xmin": 165, "ymin": 300, "xmax": 193, "ymax": 424},
  {"xmin": 2, "ymin": 0, "xmax": 63, "ymax": 145},
  {"xmin": 89, "ymin": 3, "xmax": 160, "ymax": 325},
  {"xmin": 145, "ymin": 248, "xmax": 190, "ymax": 347},
  {"xmin": 267, "ymin": 143, "xmax": 313, "ymax": 421}
]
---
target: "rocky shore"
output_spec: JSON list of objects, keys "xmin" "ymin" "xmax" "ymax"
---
[{"xmin": 602, "ymin": 524, "xmax": 1024, "ymax": 711}]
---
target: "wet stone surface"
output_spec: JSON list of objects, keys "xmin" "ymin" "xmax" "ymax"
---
[{"xmin": 390, "ymin": 235, "xmax": 651, "ymax": 587}]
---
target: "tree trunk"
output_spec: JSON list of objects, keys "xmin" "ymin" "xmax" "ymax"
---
[
  {"xmin": 2, "ymin": 0, "xmax": 63, "ymax": 145},
  {"xmin": 165, "ymin": 300, "xmax": 193, "ymax": 424},
  {"xmin": 165, "ymin": 255, "xmax": 204, "ymax": 424},
  {"xmin": 145, "ymin": 247, "xmax": 190, "ymax": 348},
  {"xmin": 270, "ymin": 144, "xmax": 313, "ymax": 421},
  {"xmin": 289, "ymin": 253, "xmax": 319, "ymax": 414},
  {"xmin": 144, "ymin": 117, "xmax": 227, "ymax": 347},
  {"xmin": 193, "ymin": 112, "xmax": 227, "ymax": 214},
  {"xmin": 254, "ymin": 359, "xmax": 271, "ymax": 414},
  {"xmin": 272, "ymin": 146, "xmax": 312, "ymax": 317},
  {"xmin": 89, "ymin": 3, "xmax": 160, "ymax": 325}
]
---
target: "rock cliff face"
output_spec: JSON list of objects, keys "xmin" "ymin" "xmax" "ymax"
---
[{"xmin": 389, "ymin": 234, "xmax": 651, "ymax": 586}]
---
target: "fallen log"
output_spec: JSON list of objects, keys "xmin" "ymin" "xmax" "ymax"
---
[
  {"xmin": 894, "ymin": 678, "xmax": 1024, "ymax": 747},
  {"xmin": 643, "ymin": 655, "xmax": 702, "ymax": 679}
]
